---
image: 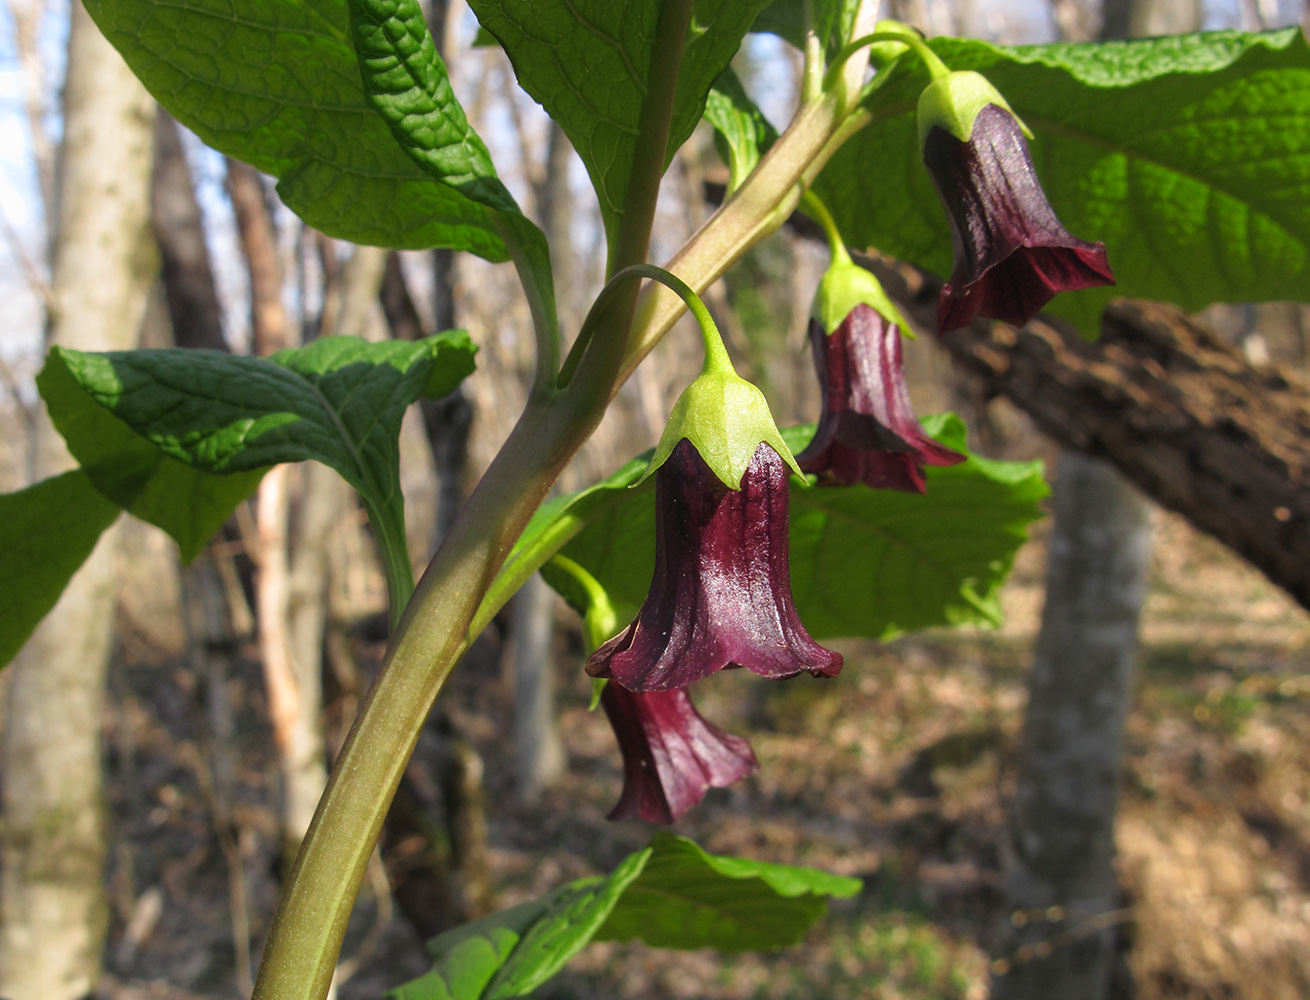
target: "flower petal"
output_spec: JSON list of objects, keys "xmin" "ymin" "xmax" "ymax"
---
[
  {"xmin": 923, "ymin": 103, "xmax": 1113, "ymax": 333},
  {"xmin": 586, "ymin": 440, "xmax": 841, "ymax": 690},
  {"xmin": 602, "ymin": 682, "xmax": 758, "ymax": 823}
]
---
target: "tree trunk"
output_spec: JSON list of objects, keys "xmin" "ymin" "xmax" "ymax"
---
[
  {"xmin": 226, "ymin": 158, "xmax": 331, "ymax": 864},
  {"xmin": 0, "ymin": 5, "xmax": 157, "ymax": 998},
  {"xmin": 153, "ymin": 111, "xmax": 226, "ymax": 351},
  {"xmin": 990, "ymin": 454, "xmax": 1149, "ymax": 998},
  {"xmin": 509, "ymin": 114, "xmax": 570, "ymax": 801},
  {"xmin": 990, "ymin": 5, "xmax": 1191, "ymax": 994},
  {"xmin": 512, "ymin": 574, "xmax": 565, "ymax": 801}
]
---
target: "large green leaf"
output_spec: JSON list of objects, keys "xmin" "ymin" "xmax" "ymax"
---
[
  {"xmin": 346, "ymin": 0, "xmax": 557, "ymax": 341},
  {"xmin": 528, "ymin": 414, "xmax": 1046, "ymax": 638},
  {"xmin": 596, "ymin": 832, "xmax": 862, "ymax": 952},
  {"xmin": 37, "ymin": 334, "xmax": 476, "ymax": 564},
  {"xmin": 390, "ymin": 834, "xmax": 859, "ymax": 998},
  {"xmin": 784, "ymin": 416, "xmax": 1047, "ymax": 637},
  {"xmin": 467, "ymin": 0, "xmax": 772, "ymax": 254},
  {"xmin": 348, "ymin": 0, "xmax": 516, "ymax": 213},
  {"xmin": 36, "ymin": 357, "xmax": 265, "ymax": 563},
  {"xmin": 389, "ymin": 848, "xmax": 652, "ymax": 1000},
  {"xmin": 813, "ymin": 28, "xmax": 1310, "ymax": 333},
  {"xmin": 0, "ymin": 471, "xmax": 122, "ymax": 667},
  {"xmin": 84, "ymin": 0, "xmax": 506, "ymax": 256}
]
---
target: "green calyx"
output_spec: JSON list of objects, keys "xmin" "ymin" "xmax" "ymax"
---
[
  {"xmin": 615, "ymin": 264, "xmax": 798, "ymax": 490},
  {"xmin": 916, "ymin": 70, "xmax": 1032, "ymax": 148},
  {"xmin": 643, "ymin": 358, "xmax": 803, "ymax": 491},
  {"xmin": 813, "ymin": 256, "xmax": 914, "ymax": 338},
  {"xmin": 801, "ymin": 188, "xmax": 913, "ymax": 338}
]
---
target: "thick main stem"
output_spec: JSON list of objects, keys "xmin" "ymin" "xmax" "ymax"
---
[{"xmin": 250, "ymin": 2, "xmax": 695, "ymax": 997}]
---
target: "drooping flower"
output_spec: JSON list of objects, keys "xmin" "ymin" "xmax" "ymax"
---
[
  {"xmin": 918, "ymin": 72, "xmax": 1114, "ymax": 333},
  {"xmin": 585, "ymin": 439, "xmax": 842, "ymax": 692},
  {"xmin": 601, "ymin": 681, "xmax": 758, "ymax": 824},
  {"xmin": 797, "ymin": 304, "xmax": 964, "ymax": 493}
]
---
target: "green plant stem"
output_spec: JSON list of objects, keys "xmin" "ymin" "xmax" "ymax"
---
[
  {"xmin": 827, "ymin": 27, "xmax": 951, "ymax": 90},
  {"xmin": 249, "ymin": 3, "xmax": 695, "ymax": 998},
  {"xmin": 800, "ymin": 188, "xmax": 851, "ymax": 266},
  {"xmin": 548, "ymin": 554, "xmax": 618, "ymax": 651},
  {"xmin": 800, "ymin": 0, "xmax": 823, "ymax": 103},
  {"xmin": 618, "ymin": 89, "xmax": 858, "ymax": 384},
  {"xmin": 468, "ymin": 3, "xmax": 884, "ymax": 648}
]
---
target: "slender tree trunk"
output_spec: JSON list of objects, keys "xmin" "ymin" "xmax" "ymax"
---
[
  {"xmin": 0, "ymin": 5, "xmax": 156, "ymax": 998},
  {"xmin": 375, "ymin": 0, "xmax": 492, "ymax": 910},
  {"xmin": 226, "ymin": 158, "xmax": 331, "ymax": 863},
  {"xmin": 990, "ymin": 454, "xmax": 1149, "ymax": 998},
  {"xmin": 512, "ymin": 575, "xmax": 565, "ymax": 801},
  {"xmin": 153, "ymin": 110, "xmax": 226, "ymax": 351},
  {"xmin": 509, "ymin": 116, "xmax": 571, "ymax": 801},
  {"xmin": 8, "ymin": 0, "xmax": 56, "ymax": 229},
  {"xmin": 990, "ymin": 3, "xmax": 1194, "ymax": 996}
]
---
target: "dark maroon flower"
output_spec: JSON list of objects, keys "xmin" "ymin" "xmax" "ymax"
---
[
  {"xmin": 601, "ymin": 681, "xmax": 758, "ymax": 823},
  {"xmin": 923, "ymin": 103, "xmax": 1114, "ymax": 333},
  {"xmin": 585, "ymin": 439, "xmax": 842, "ymax": 692},
  {"xmin": 797, "ymin": 305, "xmax": 964, "ymax": 493}
]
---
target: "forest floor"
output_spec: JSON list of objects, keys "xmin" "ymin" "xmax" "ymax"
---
[{"xmin": 96, "ymin": 472, "xmax": 1310, "ymax": 1000}]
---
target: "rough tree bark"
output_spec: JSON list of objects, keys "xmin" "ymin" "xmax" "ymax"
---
[{"xmin": 0, "ymin": 5, "xmax": 157, "ymax": 998}]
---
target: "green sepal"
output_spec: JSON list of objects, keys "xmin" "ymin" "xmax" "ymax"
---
[
  {"xmin": 642, "ymin": 367, "xmax": 803, "ymax": 491},
  {"xmin": 812, "ymin": 256, "xmax": 915, "ymax": 337},
  {"xmin": 916, "ymin": 70, "xmax": 1032, "ymax": 148},
  {"xmin": 589, "ymin": 678, "xmax": 607, "ymax": 712}
]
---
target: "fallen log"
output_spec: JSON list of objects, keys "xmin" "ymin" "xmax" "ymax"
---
[{"xmin": 864, "ymin": 253, "xmax": 1310, "ymax": 614}]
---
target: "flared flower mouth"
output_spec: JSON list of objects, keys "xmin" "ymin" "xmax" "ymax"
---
[
  {"xmin": 585, "ymin": 439, "xmax": 842, "ymax": 692},
  {"xmin": 797, "ymin": 306, "xmax": 964, "ymax": 493},
  {"xmin": 601, "ymin": 681, "xmax": 758, "ymax": 824},
  {"xmin": 923, "ymin": 103, "xmax": 1114, "ymax": 333}
]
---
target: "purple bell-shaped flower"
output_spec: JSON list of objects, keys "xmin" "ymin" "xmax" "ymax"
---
[
  {"xmin": 586, "ymin": 439, "xmax": 842, "ymax": 691},
  {"xmin": 797, "ymin": 304, "xmax": 964, "ymax": 493},
  {"xmin": 601, "ymin": 681, "xmax": 758, "ymax": 824},
  {"xmin": 918, "ymin": 73, "xmax": 1114, "ymax": 333}
]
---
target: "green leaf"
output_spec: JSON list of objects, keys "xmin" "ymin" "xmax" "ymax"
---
[
  {"xmin": 0, "ymin": 471, "xmax": 122, "ymax": 667},
  {"xmin": 534, "ymin": 415, "xmax": 1046, "ymax": 638},
  {"xmin": 347, "ymin": 0, "xmax": 559, "ymax": 355},
  {"xmin": 704, "ymin": 67, "xmax": 779, "ymax": 191},
  {"xmin": 502, "ymin": 450, "xmax": 652, "ymax": 615},
  {"xmin": 36, "ymin": 354, "xmax": 265, "ymax": 563},
  {"xmin": 84, "ymin": 0, "xmax": 507, "ymax": 256},
  {"xmin": 595, "ymin": 832, "xmax": 862, "ymax": 952},
  {"xmin": 389, "ymin": 848, "xmax": 652, "ymax": 1000},
  {"xmin": 348, "ymin": 0, "xmax": 516, "ymax": 213},
  {"xmin": 813, "ymin": 28, "xmax": 1310, "ymax": 333},
  {"xmin": 467, "ymin": 0, "xmax": 772, "ymax": 254},
  {"xmin": 751, "ymin": 0, "xmax": 863, "ymax": 59},
  {"xmin": 783, "ymin": 416, "xmax": 1047, "ymax": 637},
  {"xmin": 390, "ymin": 834, "xmax": 859, "ymax": 998},
  {"xmin": 37, "ymin": 333, "xmax": 477, "ymax": 565}
]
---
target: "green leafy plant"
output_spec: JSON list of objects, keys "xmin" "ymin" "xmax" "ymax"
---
[{"xmin": 4, "ymin": 1, "xmax": 1308, "ymax": 997}]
